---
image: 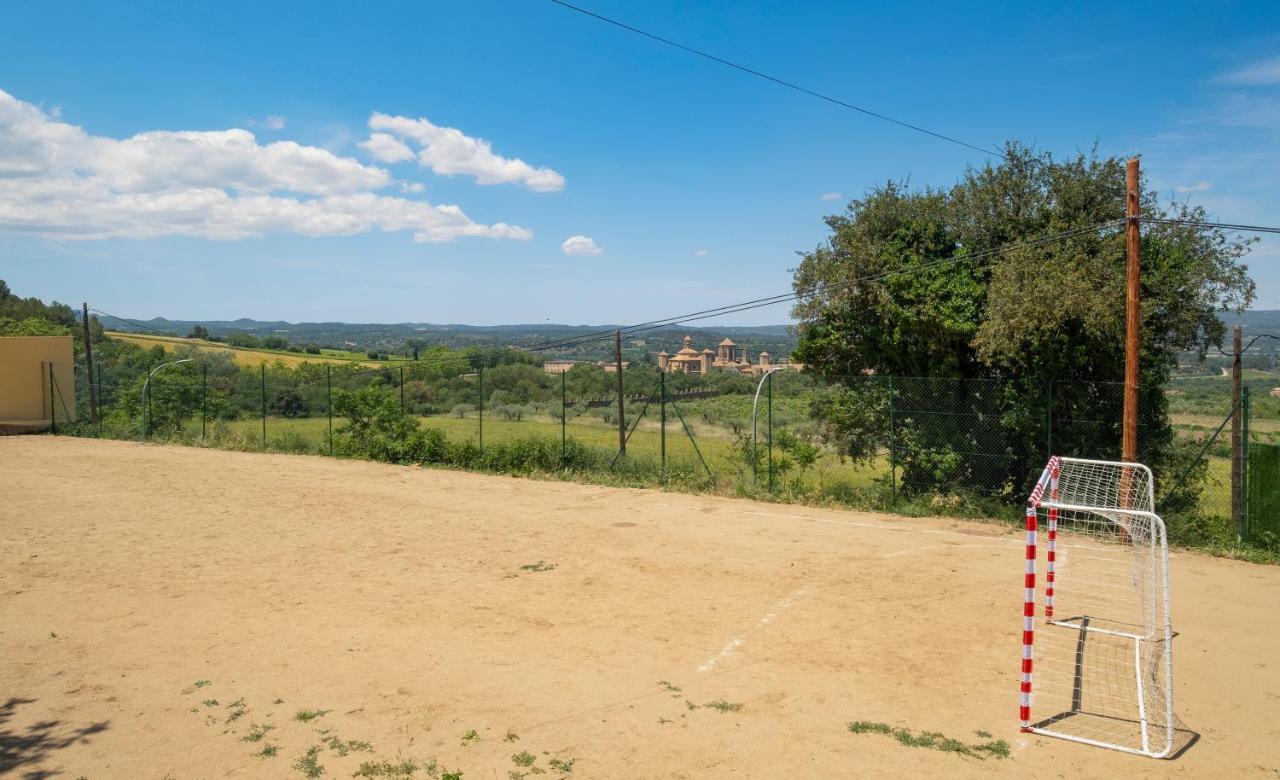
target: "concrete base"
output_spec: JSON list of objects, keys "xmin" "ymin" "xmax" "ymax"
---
[{"xmin": 0, "ymin": 420, "xmax": 54, "ymax": 435}]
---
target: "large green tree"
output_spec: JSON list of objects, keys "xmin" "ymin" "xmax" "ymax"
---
[{"xmin": 791, "ymin": 144, "xmax": 1255, "ymax": 497}]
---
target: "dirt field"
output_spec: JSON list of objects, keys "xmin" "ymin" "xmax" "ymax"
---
[{"xmin": 2, "ymin": 437, "xmax": 1278, "ymax": 778}]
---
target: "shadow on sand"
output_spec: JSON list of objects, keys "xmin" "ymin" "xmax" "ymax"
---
[{"xmin": 0, "ymin": 697, "xmax": 110, "ymax": 779}]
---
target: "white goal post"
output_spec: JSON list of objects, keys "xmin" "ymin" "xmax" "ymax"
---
[{"xmin": 1019, "ymin": 456, "xmax": 1175, "ymax": 758}]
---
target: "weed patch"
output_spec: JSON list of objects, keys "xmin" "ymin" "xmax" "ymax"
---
[
  {"xmin": 321, "ymin": 733, "xmax": 373, "ymax": 756},
  {"xmin": 295, "ymin": 708, "xmax": 331, "ymax": 722},
  {"xmin": 847, "ymin": 721, "xmax": 1010, "ymax": 760},
  {"xmin": 353, "ymin": 759, "xmax": 418, "ymax": 778},
  {"xmin": 548, "ymin": 757, "xmax": 575, "ymax": 773},
  {"xmin": 293, "ymin": 745, "xmax": 325, "ymax": 777},
  {"xmin": 242, "ymin": 722, "xmax": 275, "ymax": 742}
]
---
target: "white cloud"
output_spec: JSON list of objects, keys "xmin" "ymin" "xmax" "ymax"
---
[
  {"xmin": 264, "ymin": 114, "xmax": 286, "ymax": 130},
  {"xmin": 0, "ymin": 88, "xmax": 530, "ymax": 243},
  {"xmin": 1174, "ymin": 181, "xmax": 1214, "ymax": 193},
  {"xmin": 367, "ymin": 112, "xmax": 564, "ymax": 192},
  {"xmin": 1215, "ymin": 55, "xmax": 1280, "ymax": 87},
  {"xmin": 821, "ymin": 191, "xmax": 842, "ymax": 201},
  {"xmin": 399, "ymin": 181, "xmax": 425, "ymax": 194},
  {"xmin": 561, "ymin": 234, "xmax": 603, "ymax": 256},
  {"xmin": 693, "ymin": 248, "xmax": 710, "ymax": 257},
  {"xmin": 360, "ymin": 132, "xmax": 415, "ymax": 163}
]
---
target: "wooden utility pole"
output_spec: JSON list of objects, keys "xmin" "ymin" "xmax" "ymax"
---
[
  {"xmin": 1122, "ymin": 157, "xmax": 1141, "ymax": 464},
  {"xmin": 82, "ymin": 302, "xmax": 98, "ymax": 423},
  {"xmin": 1231, "ymin": 324, "xmax": 1243, "ymax": 527},
  {"xmin": 615, "ymin": 330, "xmax": 626, "ymax": 456}
]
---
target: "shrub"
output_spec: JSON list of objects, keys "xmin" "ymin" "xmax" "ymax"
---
[{"xmin": 333, "ymin": 386, "xmax": 431, "ymax": 464}]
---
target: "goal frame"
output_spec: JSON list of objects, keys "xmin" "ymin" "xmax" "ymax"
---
[{"xmin": 1019, "ymin": 455, "xmax": 1175, "ymax": 758}]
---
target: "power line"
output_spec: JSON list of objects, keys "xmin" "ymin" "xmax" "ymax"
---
[
  {"xmin": 91, "ymin": 219, "xmax": 1121, "ymax": 371},
  {"xmin": 546, "ymin": 0, "xmax": 1004, "ymax": 159},
  {"xmin": 1142, "ymin": 218, "xmax": 1280, "ymax": 236},
  {"xmin": 90, "ymin": 308, "xmax": 179, "ymax": 335},
  {"xmin": 617, "ymin": 219, "xmax": 1124, "ymax": 338}
]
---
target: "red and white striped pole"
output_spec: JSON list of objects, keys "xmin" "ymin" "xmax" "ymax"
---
[
  {"xmin": 1045, "ymin": 461, "xmax": 1061, "ymax": 620},
  {"xmin": 1021, "ymin": 456, "xmax": 1057, "ymax": 732}
]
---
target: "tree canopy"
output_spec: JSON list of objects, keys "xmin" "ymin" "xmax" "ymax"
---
[{"xmin": 791, "ymin": 143, "xmax": 1255, "ymax": 495}]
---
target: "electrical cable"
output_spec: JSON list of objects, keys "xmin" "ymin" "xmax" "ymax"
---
[{"xmin": 546, "ymin": 0, "xmax": 1004, "ymax": 159}]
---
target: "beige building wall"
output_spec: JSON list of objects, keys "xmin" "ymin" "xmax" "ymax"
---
[{"xmin": 0, "ymin": 336, "xmax": 76, "ymax": 422}]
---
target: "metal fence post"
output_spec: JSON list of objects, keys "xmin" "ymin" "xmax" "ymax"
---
[
  {"xmin": 1242, "ymin": 385, "xmax": 1251, "ymax": 541},
  {"xmin": 561, "ymin": 370, "xmax": 567, "ymax": 467},
  {"xmin": 326, "ymin": 364, "xmax": 334, "ymax": 455},
  {"xmin": 96, "ymin": 362, "xmax": 103, "ymax": 438},
  {"xmin": 660, "ymin": 370, "xmax": 667, "ymax": 476},
  {"xmin": 201, "ymin": 363, "xmax": 207, "ymax": 439},
  {"xmin": 767, "ymin": 371, "xmax": 774, "ymax": 492},
  {"xmin": 399, "ymin": 365, "xmax": 405, "ymax": 412},
  {"xmin": 48, "ymin": 362, "xmax": 57, "ymax": 435},
  {"xmin": 260, "ymin": 363, "xmax": 267, "ymax": 448},
  {"xmin": 478, "ymin": 363, "xmax": 484, "ymax": 454},
  {"xmin": 888, "ymin": 375, "xmax": 897, "ymax": 507}
]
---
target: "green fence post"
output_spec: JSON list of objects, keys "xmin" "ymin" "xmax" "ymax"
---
[
  {"xmin": 478, "ymin": 363, "xmax": 484, "ymax": 455},
  {"xmin": 96, "ymin": 362, "xmax": 103, "ymax": 438},
  {"xmin": 144, "ymin": 357, "xmax": 153, "ymax": 439},
  {"xmin": 1242, "ymin": 385, "xmax": 1251, "ymax": 541},
  {"xmin": 767, "ymin": 371, "xmax": 774, "ymax": 492},
  {"xmin": 561, "ymin": 370, "xmax": 567, "ymax": 467},
  {"xmin": 260, "ymin": 363, "xmax": 266, "ymax": 449},
  {"xmin": 660, "ymin": 370, "xmax": 667, "ymax": 476},
  {"xmin": 888, "ymin": 376, "xmax": 897, "ymax": 507},
  {"xmin": 399, "ymin": 365, "xmax": 405, "ymax": 412},
  {"xmin": 327, "ymin": 364, "xmax": 334, "ymax": 456},
  {"xmin": 201, "ymin": 363, "xmax": 207, "ymax": 439}
]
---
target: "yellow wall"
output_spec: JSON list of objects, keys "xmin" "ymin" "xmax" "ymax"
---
[{"xmin": 0, "ymin": 336, "xmax": 76, "ymax": 422}]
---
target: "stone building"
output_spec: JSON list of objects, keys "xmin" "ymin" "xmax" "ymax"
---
[{"xmin": 657, "ymin": 335, "xmax": 788, "ymax": 375}]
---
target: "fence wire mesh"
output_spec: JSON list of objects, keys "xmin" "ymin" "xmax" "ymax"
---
[{"xmin": 52, "ymin": 345, "xmax": 1268, "ymax": 549}]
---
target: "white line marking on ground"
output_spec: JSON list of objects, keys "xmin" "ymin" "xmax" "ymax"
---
[{"xmin": 697, "ymin": 586, "xmax": 808, "ymax": 673}]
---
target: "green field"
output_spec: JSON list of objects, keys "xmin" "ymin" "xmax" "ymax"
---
[{"xmin": 219, "ymin": 411, "xmax": 885, "ymax": 490}]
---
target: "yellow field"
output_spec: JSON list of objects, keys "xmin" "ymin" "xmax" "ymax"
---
[{"xmin": 107, "ymin": 331, "xmax": 383, "ymax": 367}]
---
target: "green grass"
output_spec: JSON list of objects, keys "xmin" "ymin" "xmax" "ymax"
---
[
  {"xmin": 702, "ymin": 700, "xmax": 742, "ymax": 713},
  {"xmin": 292, "ymin": 745, "xmax": 325, "ymax": 777},
  {"xmin": 221, "ymin": 410, "xmax": 884, "ymax": 492},
  {"xmin": 511, "ymin": 751, "xmax": 536, "ymax": 767},
  {"xmin": 548, "ymin": 758, "xmax": 575, "ymax": 773},
  {"xmin": 847, "ymin": 721, "xmax": 1010, "ymax": 760},
  {"xmin": 242, "ymin": 722, "xmax": 274, "ymax": 742},
  {"xmin": 321, "ymin": 734, "xmax": 373, "ymax": 756},
  {"xmin": 353, "ymin": 759, "xmax": 418, "ymax": 778},
  {"xmin": 294, "ymin": 708, "xmax": 330, "ymax": 723}
]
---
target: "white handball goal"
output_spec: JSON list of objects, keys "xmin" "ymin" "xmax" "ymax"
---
[{"xmin": 1019, "ymin": 456, "xmax": 1175, "ymax": 758}]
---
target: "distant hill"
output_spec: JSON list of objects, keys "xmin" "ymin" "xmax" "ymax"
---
[{"xmin": 100, "ymin": 316, "xmax": 798, "ymax": 362}]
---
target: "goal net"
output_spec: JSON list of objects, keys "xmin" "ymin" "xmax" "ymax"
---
[{"xmin": 1019, "ymin": 456, "xmax": 1175, "ymax": 758}]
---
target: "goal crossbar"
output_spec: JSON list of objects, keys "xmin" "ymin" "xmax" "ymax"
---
[{"xmin": 1019, "ymin": 456, "xmax": 1175, "ymax": 759}]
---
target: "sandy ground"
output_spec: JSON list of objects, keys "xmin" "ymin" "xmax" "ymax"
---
[{"xmin": 1, "ymin": 437, "xmax": 1278, "ymax": 779}]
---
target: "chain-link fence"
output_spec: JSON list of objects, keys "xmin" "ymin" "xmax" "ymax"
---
[{"xmin": 53, "ymin": 346, "xmax": 1270, "ymax": 551}]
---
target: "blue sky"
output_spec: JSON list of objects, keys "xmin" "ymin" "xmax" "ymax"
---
[{"xmin": 0, "ymin": 1, "xmax": 1277, "ymax": 326}]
